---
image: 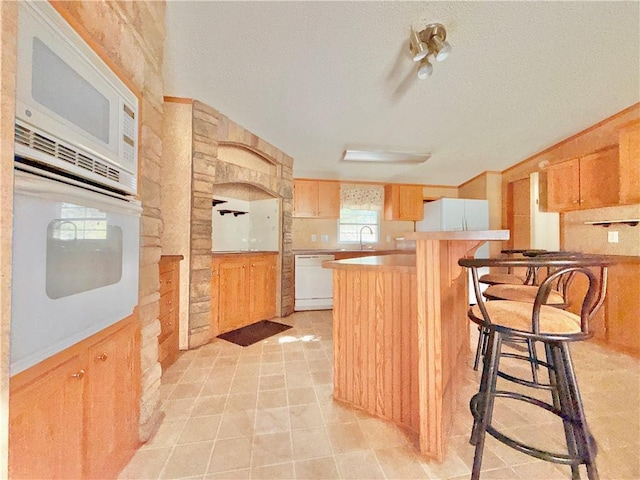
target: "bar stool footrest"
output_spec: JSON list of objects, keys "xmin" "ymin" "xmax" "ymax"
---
[
  {"xmin": 470, "ymin": 391, "xmax": 598, "ymax": 466},
  {"xmin": 497, "ymin": 367, "xmax": 554, "ymax": 390}
]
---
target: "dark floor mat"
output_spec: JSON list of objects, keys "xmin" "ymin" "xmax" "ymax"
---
[{"xmin": 217, "ymin": 319, "xmax": 292, "ymax": 347}]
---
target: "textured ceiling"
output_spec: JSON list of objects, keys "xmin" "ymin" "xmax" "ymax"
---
[{"xmin": 163, "ymin": 1, "xmax": 640, "ymax": 186}]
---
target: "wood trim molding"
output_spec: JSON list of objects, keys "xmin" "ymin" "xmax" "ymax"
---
[
  {"xmin": 48, "ymin": 1, "xmax": 141, "ymax": 101},
  {"xmin": 164, "ymin": 96, "xmax": 194, "ymax": 104}
]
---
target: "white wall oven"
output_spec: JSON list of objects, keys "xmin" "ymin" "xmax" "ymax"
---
[{"xmin": 11, "ymin": 2, "xmax": 141, "ymax": 375}]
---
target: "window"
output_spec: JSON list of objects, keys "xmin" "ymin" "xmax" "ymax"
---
[
  {"xmin": 338, "ymin": 208, "xmax": 379, "ymax": 244},
  {"xmin": 338, "ymin": 184, "xmax": 383, "ymax": 244}
]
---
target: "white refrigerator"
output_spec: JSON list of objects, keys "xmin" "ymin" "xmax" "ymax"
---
[{"xmin": 416, "ymin": 198, "xmax": 490, "ymax": 304}]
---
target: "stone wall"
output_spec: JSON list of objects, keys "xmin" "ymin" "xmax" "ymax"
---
[
  {"xmin": 216, "ymin": 115, "xmax": 295, "ymax": 318},
  {"xmin": 164, "ymin": 99, "xmax": 295, "ymax": 350},
  {"xmin": 44, "ymin": 1, "xmax": 167, "ymax": 442},
  {"xmin": 188, "ymin": 101, "xmax": 219, "ymax": 347}
]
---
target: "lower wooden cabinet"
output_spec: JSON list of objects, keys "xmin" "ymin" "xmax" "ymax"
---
[
  {"xmin": 9, "ymin": 355, "xmax": 85, "ymax": 479},
  {"xmin": 211, "ymin": 253, "xmax": 278, "ymax": 335},
  {"xmin": 604, "ymin": 260, "xmax": 640, "ymax": 356},
  {"xmin": 159, "ymin": 255, "xmax": 183, "ymax": 369},
  {"xmin": 249, "ymin": 256, "xmax": 277, "ymax": 323},
  {"xmin": 9, "ymin": 313, "xmax": 140, "ymax": 479},
  {"xmin": 568, "ymin": 258, "xmax": 640, "ymax": 357}
]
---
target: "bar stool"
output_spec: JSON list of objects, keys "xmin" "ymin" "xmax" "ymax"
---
[
  {"xmin": 478, "ymin": 249, "xmax": 545, "ymax": 286},
  {"xmin": 475, "ymin": 254, "xmax": 581, "ymax": 375},
  {"xmin": 459, "ymin": 257, "xmax": 609, "ymax": 480}
]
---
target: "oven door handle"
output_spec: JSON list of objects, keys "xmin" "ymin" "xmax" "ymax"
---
[{"xmin": 14, "ymin": 169, "xmax": 142, "ymax": 217}]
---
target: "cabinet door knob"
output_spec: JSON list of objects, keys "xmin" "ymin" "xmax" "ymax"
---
[
  {"xmin": 96, "ymin": 353, "xmax": 109, "ymax": 362},
  {"xmin": 71, "ymin": 369, "xmax": 85, "ymax": 379}
]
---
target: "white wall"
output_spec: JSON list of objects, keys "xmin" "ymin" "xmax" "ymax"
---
[
  {"xmin": 249, "ymin": 198, "xmax": 279, "ymax": 251},
  {"xmin": 212, "ymin": 196, "xmax": 279, "ymax": 251}
]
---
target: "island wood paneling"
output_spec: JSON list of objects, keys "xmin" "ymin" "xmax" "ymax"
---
[
  {"xmin": 328, "ymin": 231, "xmax": 509, "ymax": 462},
  {"xmin": 332, "ymin": 268, "xmax": 419, "ymax": 431}
]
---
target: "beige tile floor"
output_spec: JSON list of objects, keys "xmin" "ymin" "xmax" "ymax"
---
[{"xmin": 119, "ymin": 310, "xmax": 640, "ymax": 480}]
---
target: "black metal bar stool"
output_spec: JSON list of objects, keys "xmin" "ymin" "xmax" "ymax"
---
[
  {"xmin": 459, "ymin": 256, "xmax": 609, "ymax": 480},
  {"xmin": 474, "ymin": 250, "xmax": 547, "ymax": 373},
  {"xmin": 481, "ymin": 263, "xmax": 579, "ymax": 383},
  {"xmin": 474, "ymin": 252, "xmax": 584, "ymax": 374},
  {"xmin": 478, "ymin": 249, "xmax": 545, "ymax": 286}
]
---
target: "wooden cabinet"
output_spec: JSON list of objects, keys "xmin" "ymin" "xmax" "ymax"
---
[
  {"xmin": 218, "ymin": 258, "xmax": 250, "ymax": 333},
  {"xmin": 546, "ymin": 158, "xmax": 581, "ymax": 211},
  {"xmin": 85, "ymin": 321, "xmax": 140, "ymax": 479},
  {"xmin": 293, "ymin": 180, "xmax": 340, "ymax": 218},
  {"xmin": 618, "ymin": 119, "xmax": 640, "ymax": 205},
  {"xmin": 604, "ymin": 261, "xmax": 640, "ymax": 356},
  {"xmin": 568, "ymin": 259, "xmax": 640, "ymax": 357},
  {"xmin": 9, "ymin": 314, "xmax": 140, "ymax": 479},
  {"xmin": 212, "ymin": 253, "xmax": 278, "ymax": 335},
  {"xmin": 383, "ymin": 184, "xmax": 424, "ymax": 221},
  {"xmin": 159, "ymin": 255, "xmax": 182, "ymax": 369},
  {"xmin": 249, "ymin": 256, "xmax": 277, "ymax": 322},
  {"xmin": 546, "ymin": 145, "xmax": 620, "ymax": 211},
  {"xmin": 9, "ymin": 355, "xmax": 85, "ymax": 479}
]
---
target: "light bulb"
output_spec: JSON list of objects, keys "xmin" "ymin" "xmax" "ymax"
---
[
  {"xmin": 410, "ymin": 30, "xmax": 428, "ymax": 62},
  {"xmin": 417, "ymin": 58, "xmax": 433, "ymax": 79},
  {"xmin": 430, "ymin": 35, "xmax": 451, "ymax": 62}
]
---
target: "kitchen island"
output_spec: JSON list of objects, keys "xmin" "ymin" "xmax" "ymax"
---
[{"xmin": 324, "ymin": 230, "xmax": 509, "ymax": 462}]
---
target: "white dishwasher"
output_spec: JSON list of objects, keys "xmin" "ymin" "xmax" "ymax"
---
[{"xmin": 294, "ymin": 254, "xmax": 335, "ymax": 311}]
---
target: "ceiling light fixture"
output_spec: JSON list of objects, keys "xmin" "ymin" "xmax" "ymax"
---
[
  {"xmin": 409, "ymin": 23, "xmax": 451, "ymax": 79},
  {"xmin": 409, "ymin": 29, "xmax": 428, "ymax": 62},
  {"xmin": 342, "ymin": 149, "xmax": 431, "ymax": 164},
  {"xmin": 417, "ymin": 58, "xmax": 433, "ymax": 79}
]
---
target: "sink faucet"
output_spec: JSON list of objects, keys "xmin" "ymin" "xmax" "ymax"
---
[{"xmin": 359, "ymin": 226, "xmax": 374, "ymax": 250}]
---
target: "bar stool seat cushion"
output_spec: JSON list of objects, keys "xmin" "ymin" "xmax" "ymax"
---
[
  {"xmin": 470, "ymin": 301, "xmax": 581, "ymax": 335},
  {"xmin": 478, "ymin": 273, "xmax": 525, "ymax": 285},
  {"xmin": 484, "ymin": 284, "xmax": 565, "ymax": 305}
]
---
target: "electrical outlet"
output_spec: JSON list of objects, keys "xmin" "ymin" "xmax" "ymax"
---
[
  {"xmin": 311, "ymin": 234, "xmax": 317, "ymax": 242},
  {"xmin": 321, "ymin": 235, "xmax": 329, "ymax": 243},
  {"xmin": 607, "ymin": 231, "xmax": 619, "ymax": 243},
  {"xmin": 386, "ymin": 235, "xmax": 391, "ymax": 242}
]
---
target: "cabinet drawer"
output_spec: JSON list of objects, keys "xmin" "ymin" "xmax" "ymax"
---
[
  {"xmin": 158, "ymin": 310, "xmax": 176, "ymax": 343},
  {"xmin": 160, "ymin": 290, "xmax": 177, "ymax": 315},
  {"xmin": 159, "ymin": 270, "xmax": 177, "ymax": 296}
]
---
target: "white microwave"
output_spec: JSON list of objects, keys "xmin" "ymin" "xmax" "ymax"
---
[{"xmin": 14, "ymin": 1, "xmax": 138, "ymax": 195}]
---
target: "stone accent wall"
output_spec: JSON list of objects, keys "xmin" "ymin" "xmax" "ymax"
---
[
  {"xmin": 216, "ymin": 116, "xmax": 295, "ymax": 317},
  {"xmin": 188, "ymin": 101, "xmax": 219, "ymax": 347},
  {"xmin": 163, "ymin": 99, "xmax": 295, "ymax": 350},
  {"xmin": 49, "ymin": 1, "xmax": 167, "ymax": 442},
  {"xmin": 184, "ymin": 102, "xmax": 295, "ymax": 349}
]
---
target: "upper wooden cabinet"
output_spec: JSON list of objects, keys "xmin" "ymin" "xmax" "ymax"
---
[
  {"xmin": 546, "ymin": 145, "xmax": 619, "ymax": 212},
  {"xmin": 383, "ymin": 184, "xmax": 424, "ymax": 221},
  {"xmin": 618, "ymin": 119, "xmax": 640, "ymax": 205},
  {"xmin": 293, "ymin": 180, "xmax": 340, "ymax": 218}
]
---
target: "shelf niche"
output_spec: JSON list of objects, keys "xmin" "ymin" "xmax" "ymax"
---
[{"xmin": 584, "ymin": 219, "xmax": 640, "ymax": 228}]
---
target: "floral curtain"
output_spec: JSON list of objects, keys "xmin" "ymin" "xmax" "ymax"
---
[{"xmin": 340, "ymin": 184, "xmax": 384, "ymax": 211}]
